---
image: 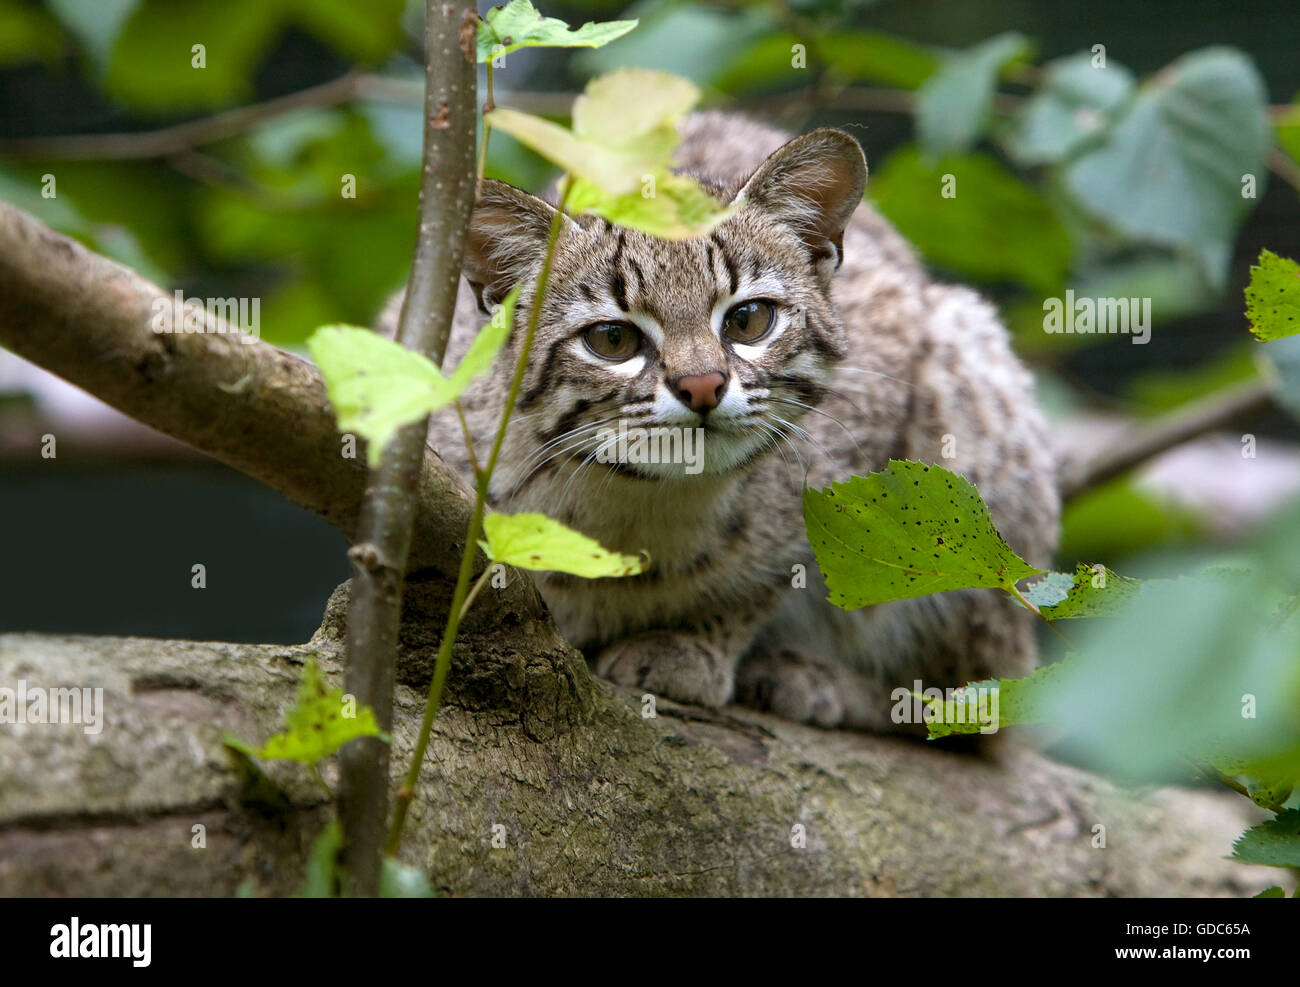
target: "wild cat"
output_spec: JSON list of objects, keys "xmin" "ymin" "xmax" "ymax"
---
[{"xmin": 401, "ymin": 111, "xmax": 1059, "ymax": 732}]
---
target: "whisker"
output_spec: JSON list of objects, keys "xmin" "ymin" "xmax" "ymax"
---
[
  {"xmin": 835, "ymin": 365, "xmax": 914, "ymax": 388},
  {"xmin": 558, "ymin": 432, "xmax": 622, "ymax": 508},
  {"xmin": 748, "ymin": 420, "xmax": 802, "ymax": 492},
  {"xmin": 758, "ymin": 419, "xmax": 811, "ymax": 488},
  {"xmin": 768, "ymin": 396, "xmax": 862, "ymax": 454},
  {"xmin": 504, "ymin": 417, "xmax": 620, "ymax": 491},
  {"xmin": 772, "ymin": 412, "xmax": 839, "ymax": 476}
]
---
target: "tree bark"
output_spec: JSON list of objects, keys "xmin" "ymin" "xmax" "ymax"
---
[
  {"xmin": 337, "ymin": 0, "xmax": 479, "ymax": 896},
  {"xmin": 0, "ymin": 604, "xmax": 1279, "ymax": 896}
]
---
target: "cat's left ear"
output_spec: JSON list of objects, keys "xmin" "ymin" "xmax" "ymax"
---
[{"xmin": 735, "ymin": 129, "xmax": 867, "ymax": 278}]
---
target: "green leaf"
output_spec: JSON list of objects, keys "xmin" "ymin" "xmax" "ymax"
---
[
  {"xmin": 1231, "ymin": 810, "xmax": 1300, "ymax": 868},
  {"xmin": 1007, "ymin": 53, "xmax": 1134, "ymax": 164},
  {"xmin": 1058, "ymin": 478, "xmax": 1203, "ymax": 561},
  {"xmin": 1242, "ymin": 773, "xmax": 1297, "ymax": 811},
  {"xmin": 477, "ymin": 0, "xmax": 636, "ymax": 63},
  {"xmin": 1064, "ymin": 47, "xmax": 1270, "ymax": 254},
  {"xmin": 307, "ymin": 325, "xmax": 457, "ymax": 468},
  {"xmin": 1126, "ymin": 342, "xmax": 1259, "ymax": 411},
  {"xmin": 817, "ymin": 32, "xmax": 939, "ymax": 89},
  {"xmin": 1206, "ymin": 743, "xmax": 1300, "ymax": 808},
  {"xmin": 923, "ymin": 661, "xmax": 1074, "ymax": 739},
  {"xmin": 1011, "ymin": 255, "xmax": 1221, "ymax": 355},
  {"xmin": 1245, "ymin": 249, "xmax": 1300, "ymax": 341},
  {"xmin": 309, "ymin": 286, "xmax": 514, "ymax": 467},
  {"xmin": 105, "ymin": 0, "xmax": 406, "ymax": 110},
  {"xmin": 298, "ymin": 821, "xmax": 342, "ymax": 897},
  {"xmin": 868, "ymin": 147, "xmax": 1071, "ymax": 293},
  {"xmin": 1020, "ymin": 564, "xmax": 1144, "ymax": 619},
  {"xmin": 803, "ymin": 460, "xmax": 1044, "ymax": 610},
  {"xmin": 916, "ymin": 32, "xmax": 1032, "ymax": 157},
  {"xmin": 480, "ymin": 513, "xmax": 648, "ymax": 578},
  {"xmin": 224, "ymin": 660, "xmax": 391, "ymax": 765},
  {"xmin": 1253, "ymin": 886, "xmax": 1287, "ymax": 898}
]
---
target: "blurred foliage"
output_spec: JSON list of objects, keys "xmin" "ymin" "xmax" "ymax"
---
[
  {"xmin": 1038, "ymin": 512, "xmax": 1300, "ymax": 787},
  {"xmin": 1058, "ymin": 480, "xmax": 1203, "ymax": 563},
  {"xmin": 868, "ymin": 146, "xmax": 1070, "ymax": 292}
]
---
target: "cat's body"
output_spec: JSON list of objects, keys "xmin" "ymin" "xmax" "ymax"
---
[{"xmin": 410, "ymin": 111, "xmax": 1059, "ymax": 731}]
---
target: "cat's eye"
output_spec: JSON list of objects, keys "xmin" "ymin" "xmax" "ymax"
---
[
  {"xmin": 582, "ymin": 321, "xmax": 642, "ymax": 361},
  {"xmin": 722, "ymin": 300, "xmax": 776, "ymax": 344}
]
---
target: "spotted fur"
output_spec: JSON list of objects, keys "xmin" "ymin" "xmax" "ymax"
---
[{"xmin": 399, "ymin": 111, "xmax": 1060, "ymax": 732}]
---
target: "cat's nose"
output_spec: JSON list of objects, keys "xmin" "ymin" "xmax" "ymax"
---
[{"xmin": 673, "ymin": 372, "xmax": 728, "ymax": 412}]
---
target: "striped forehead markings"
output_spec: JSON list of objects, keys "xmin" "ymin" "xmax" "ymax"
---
[
  {"xmin": 609, "ymin": 229, "xmax": 629, "ymax": 311},
  {"xmin": 710, "ymin": 232, "xmax": 739, "ymax": 297}
]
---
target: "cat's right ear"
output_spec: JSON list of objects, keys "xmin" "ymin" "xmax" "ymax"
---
[{"xmin": 464, "ymin": 179, "xmax": 560, "ymax": 313}]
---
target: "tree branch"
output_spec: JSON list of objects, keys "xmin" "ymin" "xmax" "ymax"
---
[
  {"xmin": 0, "ymin": 200, "xmax": 539, "ymax": 618},
  {"xmin": 0, "ymin": 73, "xmax": 368, "ymax": 161},
  {"xmin": 1057, "ymin": 379, "xmax": 1278, "ymax": 501},
  {"xmin": 0, "ymin": 628, "xmax": 1282, "ymax": 898},
  {"xmin": 0, "ymin": 73, "xmax": 570, "ymax": 162},
  {"xmin": 338, "ymin": 1, "xmax": 479, "ymax": 896}
]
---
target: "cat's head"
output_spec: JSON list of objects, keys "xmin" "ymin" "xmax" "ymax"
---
[{"xmin": 467, "ymin": 128, "xmax": 866, "ymax": 487}]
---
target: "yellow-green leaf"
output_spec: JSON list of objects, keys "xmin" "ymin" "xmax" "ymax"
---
[
  {"xmin": 307, "ymin": 325, "xmax": 457, "ymax": 467},
  {"xmin": 450, "ymin": 284, "xmax": 518, "ymax": 389},
  {"xmin": 571, "ymin": 69, "xmax": 697, "ymax": 150},
  {"xmin": 480, "ymin": 512, "xmax": 648, "ymax": 578},
  {"xmin": 566, "ymin": 173, "xmax": 734, "ymax": 239},
  {"xmin": 486, "ymin": 69, "xmax": 730, "ymax": 237},
  {"xmin": 224, "ymin": 660, "xmax": 390, "ymax": 765},
  {"xmin": 487, "ymin": 106, "xmax": 656, "ymax": 195}
]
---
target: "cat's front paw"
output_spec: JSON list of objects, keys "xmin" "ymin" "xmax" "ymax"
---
[
  {"xmin": 737, "ymin": 646, "xmax": 920, "ymax": 732},
  {"xmin": 595, "ymin": 631, "xmax": 734, "ymax": 709},
  {"xmin": 735, "ymin": 647, "xmax": 847, "ymax": 728}
]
